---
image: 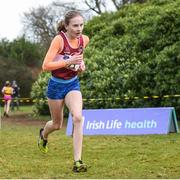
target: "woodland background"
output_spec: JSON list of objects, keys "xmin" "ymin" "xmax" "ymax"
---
[{"xmin": 0, "ymin": 0, "xmax": 179, "ymax": 117}]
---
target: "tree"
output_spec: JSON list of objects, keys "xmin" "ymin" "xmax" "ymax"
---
[
  {"xmin": 22, "ymin": 6, "xmax": 57, "ymax": 49},
  {"xmin": 83, "ymin": 0, "xmax": 147, "ymax": 13},
  {"xmin": 0, "ymin": 37, "xmax": 43, "ymax": 97},
  {"xmin": 22, "ymin": 0, "xmax": 90, "ymax": 48},
  {"xmin": 0, "ymin": 56, "xmax": 33, "ymax": 97},
  {"xmin": 52, "ymin": 1, "xmax": 93, "ymax": 20},
  {"xmin": 84, "ymin": 0, "xmax": 107, "ymax": 14},
  {"xmin": 21, "ymin": 0, "xmax": 147, "ymax": 49},
  {"xmin": 0, "ymin": 37, "xmax": 43, "ymax": 67}
]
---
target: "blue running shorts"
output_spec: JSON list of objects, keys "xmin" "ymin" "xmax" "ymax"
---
[{"xmin": 47, "ymin": 76, "xmax": 80, "ymax": 100}]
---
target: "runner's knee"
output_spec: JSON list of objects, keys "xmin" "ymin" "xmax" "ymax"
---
[
  {"xmin": 53, "ymin": 123, "xmax": 61, "ymax": 130},
  {"xmin": 72, "ymin": 114, "xmax": 82, "ymax": 124}
]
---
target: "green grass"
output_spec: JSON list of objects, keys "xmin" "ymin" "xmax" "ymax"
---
[{"xmin": 0, "ymin": 106, "xmax": 180, "ymax": 178}]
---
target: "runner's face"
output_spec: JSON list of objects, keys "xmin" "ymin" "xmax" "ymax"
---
[{"xmin": 65, "ymin": 16, "xmax": 84, "ymax": 39}]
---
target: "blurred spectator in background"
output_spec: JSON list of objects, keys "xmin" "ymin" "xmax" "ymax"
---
[
  {"xmin": 11, "ymin": 80, "xmax": 20, "ymax": 111},
  {"xmin": 1, "ymin": 81, "xmax": 13, "ymax": 117}
]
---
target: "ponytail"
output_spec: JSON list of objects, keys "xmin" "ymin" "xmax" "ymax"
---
[{"xmin": 57, "ymin": 20, "xmax": 66, "ymax": 33}]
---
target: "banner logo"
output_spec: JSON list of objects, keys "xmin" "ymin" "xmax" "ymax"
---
[{"xmin": 66, "ymin": 107, "xmax": 179, "ymax": 136}]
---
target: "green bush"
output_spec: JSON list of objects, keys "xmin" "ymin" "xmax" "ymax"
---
[
  {"xmin": 31, "ymin": 72, "xmax": 50, "ymax": 115},
  {"xmin": 82, "ymin": 0, "xmax": 180, "ymax": 116}
]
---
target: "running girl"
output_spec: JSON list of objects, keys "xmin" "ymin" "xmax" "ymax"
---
[
  {"xmin": 1, "ymin": 81, "xmax": 13, "ymax": 117},
  {"xmin": 38, "ymin": 10, "xmax": 89, "ymax": 172}
]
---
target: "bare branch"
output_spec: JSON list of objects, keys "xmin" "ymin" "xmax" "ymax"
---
[{"xmin": 84, "ymin": 0, "xmax": 109, "ymax": 14}]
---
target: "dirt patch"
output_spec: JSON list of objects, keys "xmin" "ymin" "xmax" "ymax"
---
[
  {"xmin": 1, "ymin": 113, "xmax": 47, "ymax": 127},
  {"xmin": 1, "ymin": 112, "xmax": 67, "ymax": 128}
]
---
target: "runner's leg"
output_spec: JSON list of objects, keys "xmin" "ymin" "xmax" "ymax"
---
[
  {"xmin": 43, "ymin": 99, "xmax": 64, "ymax": 139},
  {"xmin": 65, "ymin": 91, "xmax": 83, "ymax": 161}
]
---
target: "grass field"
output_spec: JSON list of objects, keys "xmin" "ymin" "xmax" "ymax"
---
[{"xmin": 0, "ymin": 106, "xmax": 180, "ymax": 179}]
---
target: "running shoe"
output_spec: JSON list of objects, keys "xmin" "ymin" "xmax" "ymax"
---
[
  {"xmin": 38, "ymin": 128, "xmax": 48, "ymax": 153},
  {"xmin": 73, "ymin": 160, "xmax": 87, "ymax": 172},
  {"xmin": 4, "ymin": 112, "xmax": 9, "ymax": 117}
]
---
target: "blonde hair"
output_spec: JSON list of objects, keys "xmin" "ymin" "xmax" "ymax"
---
[{"xmin": 57, "ymin": 10, "xmax": 83, "ymax": 33}]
